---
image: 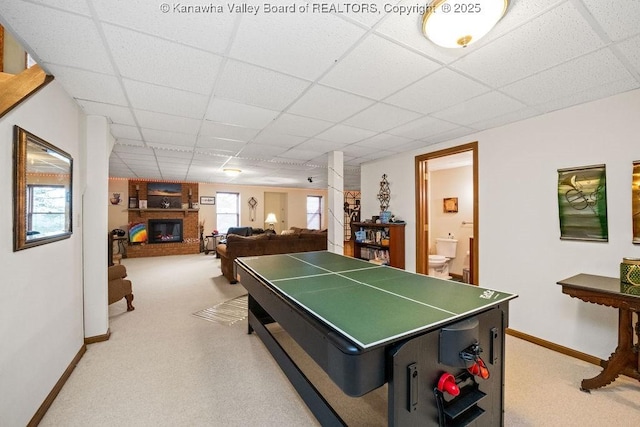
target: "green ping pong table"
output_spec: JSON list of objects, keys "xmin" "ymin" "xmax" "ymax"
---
[{"xmin": 235, "ymin": 251, "xmax": 517, "ymax": 426}]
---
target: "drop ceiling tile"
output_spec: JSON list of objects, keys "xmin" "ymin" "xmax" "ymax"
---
[
  {"xmin": 431, "ymin": 91, "xmax": 526, "ymax": 126},
  {"xmin": 229, "ymin": 11, "xmax": 365, "ymax": 80},
  {"xmin": 340, "ymin": 0, "xmax": 390, "ymax": 27},
  {"xmin": 419, "ymin": 127, "xmax": 476, "ymax": 145},
  {"xmin": 112, "ymin": 145, "xmax": 154, "ymax": 156},
  {"xmin": 501, "ymin": 49, "xmax": 633, "ymax": 106},
  {"xmin": 205, "ymin": 98, "xmax": 281, "ymax": 128},
  {"xmin": 342, "ymin": 144, "xmax": 386, "ymax": 158},
  {"xmin": 534, "ymin": 77, "xmax": 639, "ymax": 115},
  {"xmin": 467, "ymin": 107, "xmax": 541, "ymax": 131},
  {"xmin": 45, "ymin": 65, "xmax": 127, "ymax": 105},
  {"xmin": 394, "ymin": 139, "xmax": 431, "ymax": 153},
  {"xmin": 142, "ymin": 129, "xmax": 197, "ymax": 147},
  {"xmin": 237, "ymin": 143, "xmax": 286, "ymax": 160},
  {"xmin": 276, "ymin": 148, "xmax": 321, "ymax": 161},
  {"xmin": 92, "ymin": 0, "xmax": 237, "ymax": 54},
  {"xmin": 451, "ymin": 2, "xmax": 605, "ymax": 87},
  {"xmin": 123, "ymin": 79, "xmax": 209, "ymax": 118},
  {"xmin": 252, "ymin": 131, "xmax": 307, "ymax": 149},
  {"xmin": 617, "ymin": 34, "xmax": 640, "ymax": 73},
  {"xmin": 161, "ymin": 173, "xmax": 188, "ymax": 181},
  {"xmin": 265, "ymin": 113, "xmax": 334, "ymax": 138},
  {"xmin": 343, "ymin": 103, "xmax": 422, "ymax": 132},
  {"xmin": 200, "ymin": 121, "xmax": 260, "ymax": 142},
  {"xmin": 29, "ymin": 0, "xmax": 92, "ymax": 15},
  {"xmin": 387, "ymin": 116, "xmax": 459, "ymax": 140},
  {"xmin": 215, "ymin": 60, "xmax": 311, "ymax": 110},
  {"xmin": 134, "ymin": 110, "xmax": 201, "ymax": 135},
  {"xmin": 196, "ymin": 136, "xmax": 246, "ymax": 154},
  {"xmin": 156, "ymin": 150, "xmax": 194, "ymax": 160},
  {"xmin": 0, "ymin": 2, "xmax": 113, "ymax": 73},
  {"xmin": 110, "ymin": 124, "xmax": 142, "ymax": 140},
  {"xmin": 77, "ymin": 101, "xmax": 136, "ymax": 125},
  {"xmin": 320, "ymin": 34, "xmax": 442, "ymax": 100},
  {"xmin": 581, "ymin": 0, "xmax": 640, "ymax": 41},
  {"xmin": 295, "ymin": 139, "xmax": 350, "ymax": 153},
  {"xmin": 354, "ymin": 133, "xmax": 412, "ymax": 151},
  {"xmin": 314, "ymin": 124, "xmax": 377, "ymax": 144},
  {"xmin": 471, "ymin": 0, "xmax": 565, "ymax": 45},
  {"xmin": 385, "ymin": 68, "xmax": 490, "ymax": 114},
  {"xmin": 344, "ymin": 145, "xmax": 397, "ymax": 163},
  {"xmin": 102, "ymin": 25, "xmax": 222, "ymax": 95},
  {"xmin": 288, "ymin": 85, "xmax": 375, "ymax": 122}
]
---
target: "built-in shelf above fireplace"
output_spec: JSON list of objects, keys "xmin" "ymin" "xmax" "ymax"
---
[{"xmin": 128, "ymin": 208, "xmax": 198, "ymax": 217}]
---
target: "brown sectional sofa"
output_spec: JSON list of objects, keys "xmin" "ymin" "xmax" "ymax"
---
[{"xmin": 217, "ymin": 227, "xmax": 327, "ymax": 283}]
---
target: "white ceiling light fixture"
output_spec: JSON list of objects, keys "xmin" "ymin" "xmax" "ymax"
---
[
  {"xmin": 223, "ymin": 168, "xmax": 241, "ymax": 177},
  {"xmin": 422, "ymin": 0, "xmax": 509, "ymax": 49}
]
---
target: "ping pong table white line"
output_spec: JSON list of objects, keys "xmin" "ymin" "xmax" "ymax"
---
[
  {"xmin": 244, "ymin": 252, "xmax": 516, "ymax": 349},
  {"xmin": 279, "ymin": 252, "xmax": 459, "ymax": 315}
]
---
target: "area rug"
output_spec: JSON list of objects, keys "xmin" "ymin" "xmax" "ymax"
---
[{"xmin": 192, "ymin": 294, "xmax": 248, "ymax": 325}]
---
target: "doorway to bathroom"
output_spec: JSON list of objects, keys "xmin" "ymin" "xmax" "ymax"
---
[{"xmin": 415, "ymin": 142, "xmax": 478, "ymax": 284}]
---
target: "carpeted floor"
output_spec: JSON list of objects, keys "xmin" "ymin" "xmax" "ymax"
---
[
  {"xmin": 193, "ymin": 294, "xmax": 248, "ymax": 325},
  {"xmin": 39, "ymin": 254, "xmax": 640, "ymax": 426}
]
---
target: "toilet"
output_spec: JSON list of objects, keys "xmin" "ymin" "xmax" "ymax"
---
[{"xmin": 429, "ymin": 238, "xmax": 458, "ymax": 279}]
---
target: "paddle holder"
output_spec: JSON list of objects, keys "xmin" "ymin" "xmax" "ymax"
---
[{"xmin": 460, "ymin": 342, "xmax": 490, "ymax": 380}]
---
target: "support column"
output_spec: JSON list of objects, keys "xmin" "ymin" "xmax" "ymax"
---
[
  {"xmin": 83, "ymin": 115, "xmax": 113, "ymax": 339},
  {"xmin": 327, "ymin": 151, "xmax": 344, "ymax": 254}
]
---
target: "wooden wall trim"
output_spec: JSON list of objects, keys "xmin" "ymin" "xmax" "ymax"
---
[
  {"xmin": 506, "ymin": 328, "xmax": 603, "ymax": 367},
  {"xmin": 1, "ymin": 26, "xmax": 4, "ymax": 72},
  {"xmin": 84, "ymin": 328, "xmax": 111, "ymax": 345},
  {"xmin": 0, "ymin": 64, "xmax": 54, "ymax": 119},
  {"xmin": 27, "ymin": 344, "xmax": 87, "ymax": 427},
  {"xmin": 414, "ymin": 142, "xmax": 479, "ymax": 282}
]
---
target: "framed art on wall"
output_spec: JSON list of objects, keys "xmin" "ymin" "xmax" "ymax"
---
[
  {"xmin": 200, "ymin": 196, "xmax": 215, "ymax": 205},
  {"xmin": 633, "ymin": 161, "xmax": 640, "ymax": 244},
  {"xmin": 557, "ymin": 164, "xmax": 608, "ymax": 242},
  {"xmin": 443, "ymin": 197, "xmax": 458, "ymax": 213}
]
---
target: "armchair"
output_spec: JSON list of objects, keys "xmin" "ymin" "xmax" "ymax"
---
[{"xmin": 108, "ymin": 264, "xmax": 135, "ymax": 311}]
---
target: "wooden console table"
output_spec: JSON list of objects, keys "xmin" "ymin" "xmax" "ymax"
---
[{"xmin": 557, "ymin": 274, "xmax": 640, "ymax": 391}]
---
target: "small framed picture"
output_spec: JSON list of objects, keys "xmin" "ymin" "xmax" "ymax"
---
[
  {"xmin": 139, "ymin": 200, "xmax": 148, "ymax": 209},
  {"xmin": 200, "ymin": 196, "xmax": 215, "ymax": 205},
  {"xmin": 129, "ymin": 197, "xmax": 138, "ymax": 208},
  {"xmin": 443, "ymin": 197, "xmax": 458, "ymax": 213}
]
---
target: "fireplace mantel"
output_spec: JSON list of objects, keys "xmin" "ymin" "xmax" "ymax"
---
[{"xmin": 128, "ymin": 208, "xmax": 199, "ymax": 217}]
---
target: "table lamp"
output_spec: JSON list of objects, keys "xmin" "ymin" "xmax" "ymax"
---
[{"xmin": 265, "ymin": 213, "xmax": 277, "ymax": 231}]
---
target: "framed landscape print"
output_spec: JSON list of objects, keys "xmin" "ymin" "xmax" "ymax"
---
[
  {"xmin": 557, "ymin": 164, "xmax": 608, "ymax": 242},
  {"xmin": 147, "ymin": 182, "xmax": 182, "ymax": 209}
]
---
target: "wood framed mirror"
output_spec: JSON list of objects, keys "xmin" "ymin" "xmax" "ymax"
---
[{"xmin": 13, "ymin": 126, "xmax": 73, "ymax": 251}]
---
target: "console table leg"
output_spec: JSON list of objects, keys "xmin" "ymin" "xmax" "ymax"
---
[{"xmin": 581, "ymin": 309, "xmax": 634, "ymax": 391}]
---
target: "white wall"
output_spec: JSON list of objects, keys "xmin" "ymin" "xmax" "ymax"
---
[
  {"xmin": 83, "ymin": 116, "xmax": 112, "ymax": 338},
  {"xmin": 0, "ymin": 82, "xmax": 85, "ymax": 425},
  {"xmin": 362, "ymin": 89, "xmax": 640, "ymax": 359}
]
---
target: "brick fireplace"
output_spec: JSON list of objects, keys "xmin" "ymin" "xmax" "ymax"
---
[{"xmin": 126, "ymin": 180, "xmax": 200, "ymax": 258}]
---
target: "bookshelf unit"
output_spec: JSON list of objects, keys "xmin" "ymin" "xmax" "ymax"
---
[{"xmin": 351, "ymin": 222, "xmax": 405, "ymax": 269}]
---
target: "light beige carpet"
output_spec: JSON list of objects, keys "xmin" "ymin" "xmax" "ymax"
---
[
  {"xmin": 193, "ymin": 294, "xmax": 248, "ymax": 325},
  {"xmin": 39, "ymin": 254, "xmax": 640, "ymax": 426}
]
